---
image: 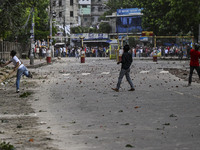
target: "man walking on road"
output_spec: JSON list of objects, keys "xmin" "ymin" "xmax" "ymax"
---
[
  {"xmin": 188, "ymin": 44, "xmax": 200, "ymax": 86},
  {"xmin": 112, "ymin": 45, "xmax": 135, "ymax": 92}
]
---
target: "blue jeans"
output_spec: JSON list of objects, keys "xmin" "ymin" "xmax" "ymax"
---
[
  {"xmin": 16, "ymin": 66, "xmax": 29, "ymax": 90},
  {"xmin": 116, "ymin": 68, "xmax": 134, "ymax": 89}
]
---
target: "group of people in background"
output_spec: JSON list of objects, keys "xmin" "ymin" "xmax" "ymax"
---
[
  {"xmin": 54, "ymin": 46, "xmax": 108, "ymax": 58},
  {"xmin": 130, "ymin": 44, "xmax": 191, "ymax": 58},
  {"xmin": 0, "ymin": 43, "xmax": 199, "ymax": 93}
]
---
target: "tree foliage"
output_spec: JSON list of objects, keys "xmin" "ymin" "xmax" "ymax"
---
[
  {"xmin": 0, "ymin": 0, "xmax": 26, "ymax": 39},
  {"xmin": 136, "ymin": 0, "xmax": 200, "ymax": 37},
  {"xmin": 0, "ymin": 0, "xmax": 56, "ymax": 42},
  {"xmin": 99, "ymin": 22, "xmax": 112, "ymax": 33},
  {"xmin": 104, "ymin": 0, "xmax": 200, "ymax": 39}
]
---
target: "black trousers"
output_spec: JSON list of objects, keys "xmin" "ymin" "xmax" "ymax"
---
[{"xmin": 189, "ymin": 66, "xmax": 200, "ymax": 84}]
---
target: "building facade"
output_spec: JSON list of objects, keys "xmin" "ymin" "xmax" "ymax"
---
[
  {"xmin": 52, "ymin": 0, "xmax": 79, "ymax": 36},
  {"xmin": 52, "ymin": 0, "xmax": 108, "ymax": 35}
]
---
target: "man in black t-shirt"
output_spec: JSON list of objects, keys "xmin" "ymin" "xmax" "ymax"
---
[{"xmin": 112, "ymin": 45, "xmax": 135, "ymax": 92}]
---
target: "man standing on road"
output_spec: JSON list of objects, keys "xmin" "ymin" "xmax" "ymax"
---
[
  {"xmin": 112, "ymin": 45, "xmax": 135, "ymax": 92},
  {"xmin": 188, "ymin": 44, "xmax": 200, "ymax": 86}
]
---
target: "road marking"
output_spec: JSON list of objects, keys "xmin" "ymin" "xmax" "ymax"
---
[
  {"xmin": 0, "ymin": 113, "xmax": 37, "ymax": 118},
  {"xmin": 62, "ymin": 73, "xmax": 70, "ymax": 76},
  {"xmin": 140, "ymin": 71, "xmax": 150, "ymax": 74},
  {"xmin": 173, "ymin": 91, "xmax": 184, "ymax": 95},
  {"xmin": 160, "ymin": 71, "xmax": 169, "ymax": 74},
  {"xmin": 101, "ymin": 72, "xmax": 110, "ymax": 75},
  {"xmin": 173, "ymin": 91, "xmax": 200, "ymax": 99},
  {"xmin": 193, "ymin": 95, "xmax": 200, "ymax": 99},
  {"xmin": 82, "ymin": 73, "xmax": 91, "ymax": 76}
]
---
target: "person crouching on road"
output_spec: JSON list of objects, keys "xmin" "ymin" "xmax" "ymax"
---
[
  {"xmin": 0, "ymin": 50, "xmax": 32, "ymax": 93},
  {"xmin": 112, "ymin": 45, "xmax": 135, "ymax": 92},
  {"xmin": 188, "ymin": 44, "xmax": 200, "ymax": 86}
]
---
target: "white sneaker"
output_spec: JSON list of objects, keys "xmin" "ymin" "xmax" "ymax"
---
[{"xmin": 16, "ymin": 89, "xmax": 20, "ymax": 93}]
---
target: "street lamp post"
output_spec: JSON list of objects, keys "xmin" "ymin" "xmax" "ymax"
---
[{"xmin": 49, "ymin": 0, "xmax": 53, "ymax": 61}]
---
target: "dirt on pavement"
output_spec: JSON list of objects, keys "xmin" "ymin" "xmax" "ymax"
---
[
  {"xmin": 0, "ymin": 71, "xmax": 58, "ymax": 150},
  {"xmin": 0, "ymin": 59, "xmax": 199, "ymax": 150}
]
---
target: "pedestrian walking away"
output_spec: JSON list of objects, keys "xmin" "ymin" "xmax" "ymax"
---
[
  {"xmin": 188, "ymin": 44, "xmax": 200, "ymax": 86},
  {"xmin": 112, "ymin": 44, "xmax": 135, "ymax": 92},
  {"xmin": 0, "ymin": 50, "xmax": 32, "ymax": 93}
]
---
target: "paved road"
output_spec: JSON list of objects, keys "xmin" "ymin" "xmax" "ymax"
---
[{"xmin": 32, "ymin": 58, "xmax": 200, "ymax": 150}]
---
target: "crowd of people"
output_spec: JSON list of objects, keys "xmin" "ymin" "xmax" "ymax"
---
[
  {"xmin": 32, "ymin": 39, "xmax": 192, "ymax": 60},
  {"xmin": 54, "ymin": 46, "xmax": 108, "ymax": 58},
  {"xmin": 130, "ymin": 44, "xmax": 191, "ymax": 58}
]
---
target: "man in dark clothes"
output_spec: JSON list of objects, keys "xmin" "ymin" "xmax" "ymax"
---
[
  {"xmin": 112, "ymin": 45, "xmax": 135, "ymax": 92},
  {"xmin": 188, "ymin": 44, "xmax": 200, "ymax": 86}
]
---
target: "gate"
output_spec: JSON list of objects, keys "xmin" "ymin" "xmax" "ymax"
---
[{"xmin": 0, "ymin": 41, "xmax": 30, "ymax": 61}]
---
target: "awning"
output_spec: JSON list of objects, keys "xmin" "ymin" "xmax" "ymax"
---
[
  {"xmin": 107, "ymin": 39, "xmax": 118, "ymax": 44},
  {"xmin": 55, "ymin": 43, "xmax": 65, "ymax": 46},
  {"xmin": 106, "ymin": 40, "xmax": 112, "ymax": 43}
]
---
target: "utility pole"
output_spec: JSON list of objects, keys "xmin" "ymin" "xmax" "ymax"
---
[
  {"xmin": 49, "ymin": 0, "xmax": 53, "ymax": 56},
  {"xmin": 63, "ymin": 16, "xmax": 66, "ymax": 44},
  {"xmin": 30, "ymin": 7, "xmax": 35, "ymax": 65}
]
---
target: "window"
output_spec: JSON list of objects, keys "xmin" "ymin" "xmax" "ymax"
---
[
  {"xmin": 70, "ymin": 0, "xmax": 73, "ymax": 6},
  {"xmin": 82, "ymin": 5, "xmax": 87, "ymax": 8},
  {"xmin": 84, "ymin": 18, "xmax": 87, "ymax": 21},
  {"xmin": 98, "ymin": 6, "xmax": 102, "ymax": 12},
  {"xmin": 59, "ymin": 0, "xmax": 62, "ymax": 6},
  {"xmin": 70, "ymin": 11, "xmax": 73, "ymax": 17},
  {"xmin": 53, "ymin": 1, "xmax": 56, "ymax": 6},
  {"xmin": 59, "ymin": 12, "xmax": 62, "ymax": 18},
  {"xmin": 91, "ymin": 7, "xmax": 95, "ymax": 12},
  {"xmin": 91, "ymin": 17, "xmax": 94, "ymax": 22}
]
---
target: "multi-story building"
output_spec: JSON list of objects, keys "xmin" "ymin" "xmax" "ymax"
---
[
  {"xmin": 52, "ymin": 0, "xmax": 108, "ymax": 35},
  {"xmin": 90, "ymin": 0, "xmax": 108, "ymax": 27},
  {"xmin": 51, "ymin": 0, "xmax": 79, "ymax": 36},
  {"xmin": 78, "ymin": 0, "xmax": 91, "ymax": 27},
  {"xmin": 79, "ymin": 0, "xmax": 108, "ymax": 27}
]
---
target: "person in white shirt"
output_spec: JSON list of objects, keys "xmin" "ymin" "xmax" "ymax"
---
[
  {"xmin": 0, "ymin": 50, "xmax": 32, "ymax": 93},
  {"xmin": 63, "ymin": 47, "xmax": 66, "ymax": 57},
  {"xmin": 59, "ymin": 47, "xmax": 63, "ymax": 57}
]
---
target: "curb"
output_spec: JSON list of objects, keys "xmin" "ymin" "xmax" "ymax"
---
[{"xmin": 26, "ymin": 59, "xmax": 57, "ymax": 69}]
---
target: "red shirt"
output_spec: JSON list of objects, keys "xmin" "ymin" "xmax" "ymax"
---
[{"xmin": 190, "ymin": 49, "xmax": 200, "ymax": 66}]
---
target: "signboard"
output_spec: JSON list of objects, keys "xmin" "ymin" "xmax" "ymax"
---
[
  {"xmin": 116, "ymin": 16, "xmax": 142, "ymax": 33},
  {"xmin": 116, "ymin": 8, "xmax": 143, "ymax": 33},
  {"xmin": 117, "ymin": 8, "xmax": 143, "ymax": 15},
  {"xmin": 140, "ymin": 37, "xmax": 148, "ymax": 41},
  {"xmin": 72, "ymin": 33, "xmax": 108, "ymax": 40}
]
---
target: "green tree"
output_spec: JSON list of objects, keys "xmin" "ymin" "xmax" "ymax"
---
[
  {"xmin": 0, "ymin": 0, "xmax": 57, "ymax": 42},
  {"xmin": 99, "ymin": 22, "xmax": 112, "ymax": 33},
  {"xmin": 70, "ymin": 26, "xmax": 98, "ymax": 34},
  {"xmin": 135, "ymin": 0, "xmax": 200, "ymax": 37},
  {"xmin": 105, "ymin": 0, "xmax": 137, "ymax": 15},
  {"xmin": 0, "ymin": 0, "xmax": 26, "ymax": 39},
  {"xmin": 104, "ymin": 0, "xmax": 200, "ymax": 40}
]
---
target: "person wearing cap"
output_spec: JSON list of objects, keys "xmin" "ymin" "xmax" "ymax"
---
[
  {"xmin": 188, "ymin": 44, "xmax": 200, "ymax": 86},
  {"xmin": 0, "ymin": 50, "xmax": 32, "ymax": 93},
  {"xmin": 112, "ymin": 44, "xmax": 135, "ymax": 92}
]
